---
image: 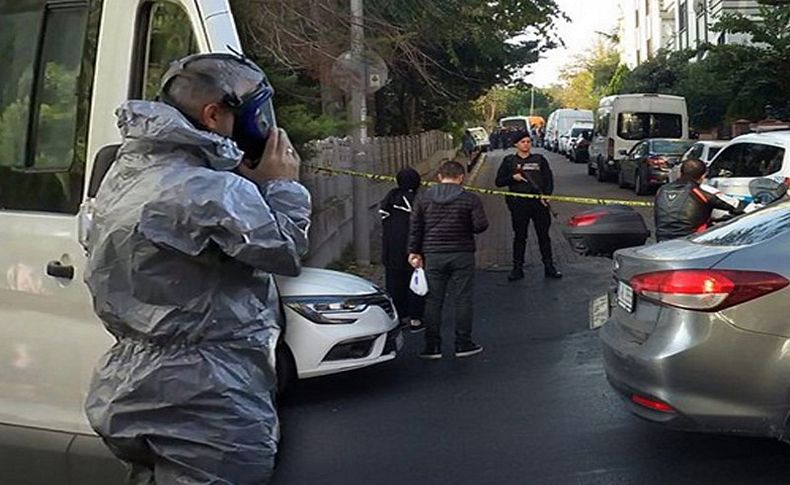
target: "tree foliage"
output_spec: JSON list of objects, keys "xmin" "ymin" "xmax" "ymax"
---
[
  {"xmin": 548, "ymin": 41, "xmax": 620, "ymax": 110},
  {"xmin": 471, "ymin": 85, "xmax": 557, "ymax": 130},
  {"xmin": 231, "ymin": 0, "xmax": 564, "ymax": 138}
]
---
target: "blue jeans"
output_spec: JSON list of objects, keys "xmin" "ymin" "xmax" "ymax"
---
[{"xmin": 423, "ymin": 252, "xmax": 476, "ymax": 346}]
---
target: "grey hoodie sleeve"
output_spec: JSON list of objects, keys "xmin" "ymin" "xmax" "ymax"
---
[{"xmin": 138, "ymin": 171, "xmax": 311, "ymax": 276}]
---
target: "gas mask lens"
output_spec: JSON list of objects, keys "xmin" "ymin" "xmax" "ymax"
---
[{"xmin": 231, "ymin": 82, "xmax": 275, "ymax": 164}]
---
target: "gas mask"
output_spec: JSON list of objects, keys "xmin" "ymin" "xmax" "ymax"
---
[
  {"xmin": 227, "ymin": 81, "xmax": 275, "ymax": 164},
  {"xmin": 158, "ymin": 52, "xmax": 276, "ymax": 167}
]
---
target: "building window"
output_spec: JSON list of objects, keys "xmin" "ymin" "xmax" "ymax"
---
[
  {"xmin": 637, "ymin": 50, "xmax": 641, "ymax": 64},
  {"xmin": 645, "ymin": 0, "xmax": 650, "ymax": 16},
  {"xmin": 635, "ymin": 9, "xmax": 639, "ymax": 28},
  {"xmin": 679, "ymin": 1, "xmax": 688, "ymax": 32},
  {"xmin": 647, "ymin": 39, "xmax": 653, "ymax": 59}
]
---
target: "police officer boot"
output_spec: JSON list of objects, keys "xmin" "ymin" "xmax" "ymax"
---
[
  {"xmin": 507, "ymin": 266, "xmax": 525, "ymax": 281},
  {"xmin": 544, "ymin": 263, "xmax": 562, "ymax": 279}
]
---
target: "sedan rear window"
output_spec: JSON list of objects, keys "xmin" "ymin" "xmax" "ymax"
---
[
  {"xmin": 692, "ymin": 201, "xmax": 790, "ymax": 246},
  {"xmin": 617, "ymin": 113, "xmax": 682, "ymax": 140},
  {"xmin": 651, "ymin": 140, "xmax": 692, "ymax": 154}
]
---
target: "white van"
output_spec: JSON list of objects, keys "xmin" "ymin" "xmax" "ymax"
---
[
  {"xmin": 589, "ymin": 93, "xmax": 688, "ymax": 182},
  {"xmin": 499, "ymin": 116, "xmax": 533, "ymax": 136},
  {"xmin": 0, "ymin": 1, "xmax": 400, "ymax": 483},
  {"xmin": 545, "ymin": 108, "xmax": 593, "ymax": 153}
]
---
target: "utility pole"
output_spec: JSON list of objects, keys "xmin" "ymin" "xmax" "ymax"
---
[
  {"xmin": 350, "ymin": 0, "xmax": 370, "ymax": 266},
  {"xmin": 530, "ymin": 86, "xmax": 535, "ymax": 116}
]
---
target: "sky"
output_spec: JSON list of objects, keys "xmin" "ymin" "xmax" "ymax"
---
[{"xmin": 524, "ymin": 0, "xmax": 622, "ymax": 88}]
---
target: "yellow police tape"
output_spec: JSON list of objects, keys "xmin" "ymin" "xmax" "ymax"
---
[{"xmin": 304, "ymin": 163, "xmax": 655, "ymax": 208}]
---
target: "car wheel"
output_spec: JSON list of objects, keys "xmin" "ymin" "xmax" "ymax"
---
[
  {"xmin": 634, "ymin": 170, "xmax": 649, "ymax": 195},
  {"xmin": 275, "ymin": 343, "xmax": 297, "ymax": 397},
  {"xmin": 596, "ymin": 161, "xmax": 607, "ymax": 182},
  {"xmin": 617, "ymin": 169, "xmax": 628, "ymax": 188},
  {"xmin": 587, "ymin": 162, "xmax": 595, "ymax": 176}
]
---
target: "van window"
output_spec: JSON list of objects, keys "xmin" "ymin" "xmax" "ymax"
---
[
  {"xmin": 0, "ymin": 1, "xmax": 99, "ymax": 213},
  {"xmin": 595, "ymin": 109, "xmax": 610, "ymax": 137},
  {"xmin": 617, "ymin": 112, "xmax": 682, "ymax": 140},
  {"xmin": 501, "ymin": 119, "xmax": 527, "ymax": 131},
  {"xmin": 708, "ymin": 143, "xmax": 785, "ymax": 178},
  {"xmin": 134, "ymin": 1, "xmax": 199, "ymax": 100}
]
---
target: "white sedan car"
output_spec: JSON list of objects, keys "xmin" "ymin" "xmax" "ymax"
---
[
  {"xmin": 668, "ymin": 140, "xmax": 727, "ymax": 182},
  {"xmin": 277, "ymin": 268, "xmax": 402, "ymax": 387}
]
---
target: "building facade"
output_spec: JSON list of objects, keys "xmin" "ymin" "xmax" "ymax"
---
[
  {"xmin": 620, "ymin": 0, "xmax": 762, "ymax": 67},
  {"xmin": 620, "ymin": 0, "xmax": 677, "ymax": 68},
  {"xmin": 674, "ymin": 0, "xmax": 761, "ymax": 51}
]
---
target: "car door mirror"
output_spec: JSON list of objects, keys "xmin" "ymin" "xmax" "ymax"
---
[{"xmin": 618, "ymin": 149, "xmax": 629, "ymax": 156}]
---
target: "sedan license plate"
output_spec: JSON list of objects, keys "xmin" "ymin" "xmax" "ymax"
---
[
  {"xmin": 589, "ymin": 294, "xmax": 609, "ymax": 330},
  {"xmin": 617, "ymin": 281, "xmax": 634, "ymax": 313}
]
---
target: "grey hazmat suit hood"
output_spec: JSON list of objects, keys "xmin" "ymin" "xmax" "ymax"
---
[{"xmin": 84, "ymin": 100, "xmax": 311, "ymax": 484}]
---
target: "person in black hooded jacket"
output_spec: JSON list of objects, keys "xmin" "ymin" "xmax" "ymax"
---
[{"xmin": 380, "ymin": 168, "xmax": 425, "ymax": 332}]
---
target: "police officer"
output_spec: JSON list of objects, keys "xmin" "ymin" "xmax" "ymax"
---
[
  {"xmin": 495, "ymin": 130, "xmax": 562, "ymax": 281},
  {"xmin": 655, "ymin": 158, "xmax": 743, "ymax": 241}
]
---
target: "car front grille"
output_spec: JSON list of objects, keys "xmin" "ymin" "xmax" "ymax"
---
[{"xmin": 351, "ymin": 293, "xmax": 395, "ymax": 319}]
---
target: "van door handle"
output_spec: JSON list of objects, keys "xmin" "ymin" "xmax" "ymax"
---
[{"xmin": 46, "ymin": 261, "xmax": 75, "ymax": 280}]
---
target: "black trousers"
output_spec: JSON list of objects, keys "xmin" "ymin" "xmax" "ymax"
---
[
  {"xmin": 508, "ymin": 199, "xmax": 553, "ymax": 268},
  {"xmin": 423, "ymin": 252, "xmax": 476, "ymax": 346},
  {"xmin": 385, "ymin": 267, "xmax": 425, "ymax": 321}
]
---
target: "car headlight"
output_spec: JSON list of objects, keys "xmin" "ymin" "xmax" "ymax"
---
[{"xmin": 282, "ymin": 296, "xmax": 369, "ymax": 324}]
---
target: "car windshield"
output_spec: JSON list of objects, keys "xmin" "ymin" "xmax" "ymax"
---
[
  {"xmin": 617, "ymin": 112, "xmax": 682, "ymax": 140},
  {"xmin": 707, "ymin": 146, "xmax": 722, "ymax": 159},
  {"xmin": 691, "ymin": 201, "xmax": 790, "ymax": 246},
  {"xmin": 571, "ymin": 127, "xmax": 591, "ymax": 138},
  {"xmin": 651, "ymin": 140, "xmax": 692, "ymax": 154},
  {"xmin": 502, "ymin": 119, "xmax": 527, "ymax": 131}
]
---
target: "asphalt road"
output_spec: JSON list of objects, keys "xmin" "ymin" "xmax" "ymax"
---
[{"xmin": 272, "ymin": 148, "xmax": 790, "ymax": 485}]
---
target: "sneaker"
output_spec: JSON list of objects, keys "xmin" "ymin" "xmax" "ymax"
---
[
  {"xmin": 409, "ymin": 319, "xmax": 425, "ymax": 333},
  {"xmin": 455, "ymin": 342, "xmax": 483, "ymax": 358},
  {"xmin": 544, "ymin": 264, "xmax": 563, "ymax": 279},
  {"xmin": 419, "ymin": 344, "xmax": 442, "ymax": 360},
  {"xmin": 507, "ymin": 267, "xmax": 524, "ymax": 281}
]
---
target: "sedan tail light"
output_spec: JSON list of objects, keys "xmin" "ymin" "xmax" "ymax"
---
[
  {"xmin": 630, "ymin": 269, "xmax": 789, "ymax": 311},
  {"xmin": 647, "ymin": 156, "xmax": 667, "ymax": 168},
  {"xmin": 568, "ymin": 212, "xmax": 605, "ymax": 227}
]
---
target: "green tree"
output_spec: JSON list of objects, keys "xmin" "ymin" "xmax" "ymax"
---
[{"xmin": 550, "ymin": 41, "xmax": 620, "ymax": 110}]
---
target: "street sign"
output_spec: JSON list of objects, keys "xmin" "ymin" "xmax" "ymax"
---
[{"xmin": 331, "ymin": 50, "xmax": 389, "ymax": 95}]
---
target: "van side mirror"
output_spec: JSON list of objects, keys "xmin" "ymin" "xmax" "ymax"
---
[
  {"xmin": 80, "ymin": 144, "xmax": 121, "ymax": 253},
  {"xmin": 88, "ymin": 144, "xmax": 121, "ymax": 197},
  {"xmin": 618, "ymin": 149, "xmax": 629, "ymax": 156}
]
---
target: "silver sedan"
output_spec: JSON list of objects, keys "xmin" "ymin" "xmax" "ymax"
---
[{"xmin": 601, "ymin": 201, "xmax": 790, "ymax": 440}]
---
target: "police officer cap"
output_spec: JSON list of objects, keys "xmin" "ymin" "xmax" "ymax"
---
[{"xmin": 512, "ymin": 130, "xmax": 531, "ymax": 145}]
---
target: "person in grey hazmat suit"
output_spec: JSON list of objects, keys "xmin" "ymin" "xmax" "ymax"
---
[{"xmin": 83, "ymin": 53, "xmax": 311, "ymax": 484}]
